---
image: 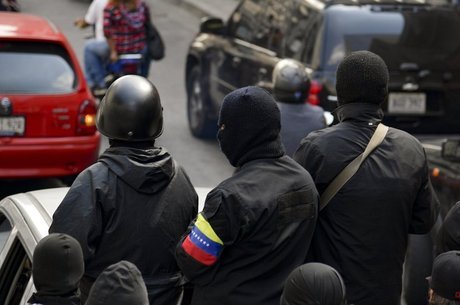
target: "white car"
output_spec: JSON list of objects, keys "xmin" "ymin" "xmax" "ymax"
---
[{"xmin": 0, "ymin": 186, "xmax": 210, "ymax": 305}]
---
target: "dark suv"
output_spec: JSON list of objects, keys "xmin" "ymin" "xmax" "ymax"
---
[{"xmin": 185, "ymin": 0, "xmax": 460, "ymax": 138}]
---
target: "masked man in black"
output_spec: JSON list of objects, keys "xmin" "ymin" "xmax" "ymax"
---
[
  {"xmin": 49, "ymin": 75, "xmax": 198, "ymax": 305},
  {"xmin": 176, "ymin": 86, "xmax": 318, "ymax": 305},
  {"xmin": 28, "ymin": 233, "xmax": 84, "ymax": 305},
  {"xmin": 293, "ymin": 51, "xmax": 438, "ymax": 305}
]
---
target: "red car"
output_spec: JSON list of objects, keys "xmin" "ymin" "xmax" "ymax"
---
[{"xmin": 0, "ymin": 12, "xmax": 100, "ymax": 183}]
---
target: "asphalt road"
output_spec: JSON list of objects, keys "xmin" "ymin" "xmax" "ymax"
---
[{"xmin": 0, "ymin": 0, "xmax": 234, "ymax": 198}]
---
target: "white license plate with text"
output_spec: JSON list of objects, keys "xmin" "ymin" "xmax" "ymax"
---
[
  {"xmin": 0, "ymin": 117, "xmax": 25, "ymax": 136},
  {"xmin": 388, "ymin": 93, "xmax": 426, "ymax": 114}
]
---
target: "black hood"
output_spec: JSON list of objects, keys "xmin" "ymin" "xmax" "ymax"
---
[
  {"xmin": 335, "ymin": 102, "xmax": 384, "ymax": 125},
  {"xmin": 98, "ymin": 146, "xmax": 174, "ymax": 194},
  {"xmin": 281, "ymin": 263, "xmax": 346, "ymax": 305},
  {"xmin": 217, "ymin": 86, "xmax": 284, "ymax": 167},
  {"xmin": 31, "ymin": 233, "xmax": 84, "ymax": 298},
  {"xmin": 85, "ymin": 260, "xmax": 149, "ymax": 305}
]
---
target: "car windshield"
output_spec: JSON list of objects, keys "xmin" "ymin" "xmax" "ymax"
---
[
  {"xmin": 323, "ymin": 6, "xmax": 460, "ymax": 72},
  {"xmin": 0, "ymin": 41, "xmax": 76, "ymax": 93}
]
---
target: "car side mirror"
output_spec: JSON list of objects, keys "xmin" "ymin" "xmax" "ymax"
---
[
  {"xmin": 441, "ymin": 139, "xmax": 460, "ymax": 162},
  {"xmin": 200, "ymin": 17, "xmax": 225, "ymax": 35}
]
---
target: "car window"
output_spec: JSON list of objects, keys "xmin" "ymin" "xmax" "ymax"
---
[
  {"xmin": 0, "ymin": 238, "xmax": 32, "ymax": 305},
  {"xmin": 228, "ymin": 0, "xmax": 294, "ymax": 53},
  {"xmin": 0, "ymin": 41, "xmax": 76, "ymax": 94},
  {"xmin": 0, "ymin": 214, "xmax": 12, "ymax": 253},
  {"xmin": 283, "ymin": 2, "xmax": 323, "ymax": 65},
  {"xmin": 323, "ymin": 7, "xmax": 460, "ymax": 71}
]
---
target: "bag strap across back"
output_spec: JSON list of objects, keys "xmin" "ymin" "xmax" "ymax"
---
[{"xmin": 319, "ymin": 123, "xmax": 389, "ymax": 211}]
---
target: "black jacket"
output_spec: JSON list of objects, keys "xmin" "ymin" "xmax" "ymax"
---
[
  {"xmin": 293, "ymin": 103, "xmax": 439, "ymax": 305},
  {"xmin": 176, "ymin": 155, "xmax": 318, "ymax": 305},
  {"xmin": 436, "ymin": 201, "xmax": 460, "ymax": 255},
  {"xmin": 49, "ymin": 146, "xmax": 198, "ymax": 305}
]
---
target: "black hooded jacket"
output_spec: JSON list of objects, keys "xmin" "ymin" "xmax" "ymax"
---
[
  {"xmin": 49, "ymin": 146, "xmax": 198, "ymax": 305},
  {"xmin": 176, "ymin": 87, "xmax": 319, "ymax": 305},
  {"xmin": 293, "ymin": 103, "xmax": 439, "ymax": 305}
]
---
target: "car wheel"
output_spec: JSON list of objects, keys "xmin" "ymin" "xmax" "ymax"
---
[{"xmin": 187, "ymin": 66, "xmax": 217, "ymax": 138}]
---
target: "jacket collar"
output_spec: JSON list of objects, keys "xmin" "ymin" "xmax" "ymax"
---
[{"xmin": 335, "ymin": 103, "xmax": 384, "ymax": 125}]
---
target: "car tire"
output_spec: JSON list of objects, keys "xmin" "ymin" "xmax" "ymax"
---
[{"xmin": 186, "ymin": 66, "xmax": 217, "ymax": 138}]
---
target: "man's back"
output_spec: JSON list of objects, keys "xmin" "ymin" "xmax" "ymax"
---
[
  {"xmin": 176, "ymin": 86, "xmax": 319, "ymax": 305},
  {"xmin": 294, "ymin": 103, "xmax": 437, "ymax": 305},
  {"xmin": 178, "ymin": 156, "xmax": 318, "ymax": 305},
  {"xmin": 49, "ymin": 76, "xmax": 199, "ymax": 305}
]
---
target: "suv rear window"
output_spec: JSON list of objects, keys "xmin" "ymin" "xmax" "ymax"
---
[
  {"xmin": 0, "ymin": 41, "xmax": 76, "ymax": 94},
  {"xmin": 323, "ymin": 6, "xmax": 460, "ymax": 72}
]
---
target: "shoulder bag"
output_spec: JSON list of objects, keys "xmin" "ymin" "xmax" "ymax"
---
[
  {"xmin": 145, "ymin": 14, "xmax": 165, "ymax": 61},
  {"xmin": 319, "ymin": 123, "xmax": 389, "ymax": 211}
]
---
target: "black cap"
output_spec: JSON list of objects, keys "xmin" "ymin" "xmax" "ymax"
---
[
  {"xmin": 336, "ymin": 50, "xmax": 389, "ymax": 106},
  {"xmin": 429, "ymin": 250, "xmax": 460, "ymax": 300},
  {"xmin": 281, "ymin": 263, "xmax": 346, "ymax": 305},
  {"xmin": 85, "ymin": 260, "xmax": 149, "ymax": 305},
  {"xmin": 32, "ymin": 233, "xmax": 84, "ymax": 296}
]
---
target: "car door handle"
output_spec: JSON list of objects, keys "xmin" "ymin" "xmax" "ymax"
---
[{"xmin": 232, "ymin": 57, "xmax": 241, "ymax": 66}]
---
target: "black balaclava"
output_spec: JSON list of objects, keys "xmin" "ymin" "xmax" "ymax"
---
[
  {"xmin": 336, "ymin": 50, "xmax": 389, "ymax": 106},
  {"xmin": 29, "ymin": 233, "xmax": 84, "ymax": 301},
  {"xmin": 436, "ymin": 201, "xmax": 460, "ymax": 255},
  {"xmin": 217, "ymin": 86, "xmax": 285, "ymax": 167},
  {"xmin": 281, "ymin": 263, "xmax": 346, "ymax": 305},
  {"xmin": 85, "ymin": 260, "xmax": 149, "ymax": 305}
]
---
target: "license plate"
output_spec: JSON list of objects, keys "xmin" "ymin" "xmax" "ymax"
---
[
  {"xmin": 0, "ymin": 116, "xmax": 25, "ymax": 136},
  {"xmin": 388, "ymin": 93, "xmax": 426, "ymax": 114}
]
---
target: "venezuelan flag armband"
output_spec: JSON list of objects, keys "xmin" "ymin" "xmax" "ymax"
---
[{"xmin": 181, "ymin": 213, "xmax": 224, "ymax": 266}]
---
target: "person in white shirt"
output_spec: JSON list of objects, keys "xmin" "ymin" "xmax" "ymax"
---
[{"xmin": 75, "ymin": 0, "xmax": 109, "ymax": 96}]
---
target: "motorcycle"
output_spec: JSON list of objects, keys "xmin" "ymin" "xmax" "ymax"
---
[{"xmin": 91, "ymin": 53, "xmax": 144, "ymax": 100}]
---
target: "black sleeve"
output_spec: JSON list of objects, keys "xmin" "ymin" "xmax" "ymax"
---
[{"xmin": 175, "ymin": 188, "xmax": 243, "ymax": 286}]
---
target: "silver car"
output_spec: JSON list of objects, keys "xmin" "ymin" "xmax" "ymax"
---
[{"xmin": 0, "ymin": 186, "xmax": 209, "ymax": 305}]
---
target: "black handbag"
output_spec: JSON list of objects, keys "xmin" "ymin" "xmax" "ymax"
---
[{"xmin": 146, "ymin": 17, "xmax": 165, "ymax": 61}]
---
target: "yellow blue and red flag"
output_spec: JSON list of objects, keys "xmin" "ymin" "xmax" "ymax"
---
[{"xmin": 182, "ymin": 213, "xmax": 223, "ymax": 266}]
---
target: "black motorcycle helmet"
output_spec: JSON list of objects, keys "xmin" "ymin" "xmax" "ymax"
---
[
  {"xmin": 272, "ymin": 59, "xmax": 311, "ymax": 104},
  {"xmin": 96, "ymin": 75, "xmax": 163, "ymax": 141}
]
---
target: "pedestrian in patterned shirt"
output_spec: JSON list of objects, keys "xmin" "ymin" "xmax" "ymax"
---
[{"xmin": 103, "ymin": 0, "xmax": 151, "ymax": 77}]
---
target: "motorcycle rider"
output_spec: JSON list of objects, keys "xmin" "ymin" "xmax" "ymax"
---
[
  {"xmin": 49, "ymin": 75, "xmax": 198, "ymax": 305},
  {"xmin": 272, "ymin": 59, "xmax": 327, "ymax": 157},
  {"xmin": 74, "ymin": 0, "xmax": 110, "ymax": 97}
]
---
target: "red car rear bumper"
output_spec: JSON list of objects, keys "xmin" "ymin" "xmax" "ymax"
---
[{"xmin": 0, "ymin": 134, "xmax": 100, "ymax": 179}]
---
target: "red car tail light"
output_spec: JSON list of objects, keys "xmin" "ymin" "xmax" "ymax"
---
[
  {"xmin": 77, "ymin": 100, "xmax": 97, "ymax": 135},
  {"xmin": 307, "ymin": 80, "xmax": 322, "ymax": 106}
]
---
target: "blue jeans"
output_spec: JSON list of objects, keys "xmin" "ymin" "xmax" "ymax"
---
[{"xmin": 84, "ymin": 39, "xmax": 109, "ymax": 88}]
